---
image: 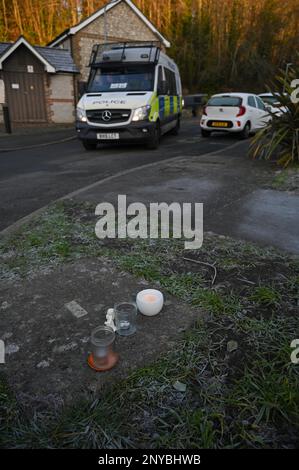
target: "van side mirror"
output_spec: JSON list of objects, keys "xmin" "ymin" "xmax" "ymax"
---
[{"xmin": 158, "ymin": 81, "xmax": 168, "ymax": 96}]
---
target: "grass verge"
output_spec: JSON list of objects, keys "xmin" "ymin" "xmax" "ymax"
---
[{"xmin": 270, "ymin": 167, "xmax": 299, "ymax": 193}]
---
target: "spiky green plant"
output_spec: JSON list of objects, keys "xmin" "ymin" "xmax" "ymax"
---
[{"xmin": 251, "ymin": 63, "xmax": 299, "ymax": 167}]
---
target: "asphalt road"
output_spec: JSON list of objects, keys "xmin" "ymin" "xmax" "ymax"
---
[{"xmin": 0, "ymin": 120, "xmax": 243, "ymax": 232}]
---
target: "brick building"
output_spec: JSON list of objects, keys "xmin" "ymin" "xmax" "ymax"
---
[{"xmin": 48, "ymin": 0, "xmax": 170, "ymax": 84}]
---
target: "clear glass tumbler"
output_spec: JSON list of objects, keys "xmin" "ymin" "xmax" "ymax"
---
[
  {"xmin": 90, "ymin": 325, "xmax": 116, "ymax": 368},
  {"xmin": 114, "ymin": 302, "xmax": 137, "ymax": 337}
]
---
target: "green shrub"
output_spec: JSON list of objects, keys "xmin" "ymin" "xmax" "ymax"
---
[{"xmin": 251, "ymin": 63, "xmax": 299, "ymax": 167}]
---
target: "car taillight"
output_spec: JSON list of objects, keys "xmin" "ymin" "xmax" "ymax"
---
[
  {"xmin": 236, "ymin": 106, "xmax": 246, "ymax": 117},
  {"xmin": 202, "ymin": 106, "xmax": 207, "ymax": 116}
]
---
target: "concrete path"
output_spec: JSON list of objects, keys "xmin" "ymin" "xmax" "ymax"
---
[
  {"xmin": 72, "ymin": 143, "xmax": 299, "ymax": 254},
  {"xmin": 0, "ymin": 126, "xmax": 75, "ymax": 150}
]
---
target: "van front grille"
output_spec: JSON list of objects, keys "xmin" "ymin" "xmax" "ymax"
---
[{"xmin": 86, "ymin": 109, "xmax": 131, "ymax": 124}]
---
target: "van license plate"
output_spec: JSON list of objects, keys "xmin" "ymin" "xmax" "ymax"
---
[
  {"xmin": 211, "ymin": 122, "xmax": 228, "ymax": 127},
  {"xmin": 97, "ymin": 133, "xmax": 120, "ymax": 140}
]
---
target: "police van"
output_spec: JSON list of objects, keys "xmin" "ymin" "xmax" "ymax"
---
[{"xmin": 76, "ymin": 42, "xmax": 182, "ymax": 150}]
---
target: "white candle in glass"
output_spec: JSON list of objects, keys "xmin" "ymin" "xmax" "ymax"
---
[{"xmin": 136, "ymin": 289, "xmax": 164, "ymax": 316}]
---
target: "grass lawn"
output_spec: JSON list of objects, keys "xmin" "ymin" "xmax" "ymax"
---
[{"xmin": 0, "ymin": 201, "xmax": 298, "ymax": 449}]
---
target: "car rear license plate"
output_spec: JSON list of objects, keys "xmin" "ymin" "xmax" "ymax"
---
[
  {"xmin": 211, "ymin": 122, "xmax": 228, "ymax": 127},
  {"xmin": 97, "ymin": 133, "xmax": 120, "ymax": 140}
]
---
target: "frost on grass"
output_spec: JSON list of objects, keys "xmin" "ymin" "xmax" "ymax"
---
[{"xmin": 0, "ymin": 202, "xmax": 99, "ymax": 285}]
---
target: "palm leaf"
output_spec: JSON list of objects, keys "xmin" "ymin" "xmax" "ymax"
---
[{"xmin": 250, "ymin": 61, "xmax": 299, "ymax": 167}]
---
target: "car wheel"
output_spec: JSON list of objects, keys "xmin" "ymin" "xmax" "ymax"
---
[
  {"xmin": 82, "ymin": 140, "xmax": 97, "ymax": 151},
  {"xmin": 147, "ymin": 122, "xmax": 161, "ymax": 150},
  {"xmin": 239, "ymin": 123, "xmax": 251, "ymax": 140},
  {"xmin": 201, "ymin": 129, "xmax": 211, "ymax": 138},
  {"xmin": 170, "ymin": 117, "xmax": 180, "ymax": 136}
]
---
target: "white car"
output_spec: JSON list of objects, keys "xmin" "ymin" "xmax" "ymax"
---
[
  {"xmin": 200, "ymin": 93, "xmax": 271, "ymax": 139},
  {"xmin": 259, "ymin": 93, "xmax": 288, "ymax": 116}
]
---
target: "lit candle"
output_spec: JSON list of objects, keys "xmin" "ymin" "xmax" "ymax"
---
[
  {"xmin": 136, "ymin": 289, "xmax": 164, "ymax": 317},
  {"xmin": 143, "ymin": 294, "xmax": 158, "ymax": 303}
]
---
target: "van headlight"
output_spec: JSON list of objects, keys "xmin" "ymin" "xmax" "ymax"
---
[
  {"xmin": 77, "ymin": 107, "xmax": 87, "ymax": 122},
  {"xmin": 132, "ymin": 105, "xmax": 151, "ymax": 122}
]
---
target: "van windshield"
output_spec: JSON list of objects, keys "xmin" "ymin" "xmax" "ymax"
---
[
  {"xmin": 88, "ymin": 65, "xmax": 155, "ymax": 93},
  {"xmin": 208, "ymin": 96, "xmax": 242, "ymax": 107}
]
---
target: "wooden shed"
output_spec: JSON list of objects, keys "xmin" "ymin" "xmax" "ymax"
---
[{"xmin": 0, "ymin": 36, "xmax": 78, "ymax": 125}]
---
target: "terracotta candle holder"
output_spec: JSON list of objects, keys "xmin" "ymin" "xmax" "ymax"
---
[{"xmin": 88, "ymin": 325, "xmax": 119, "ymax": 372}]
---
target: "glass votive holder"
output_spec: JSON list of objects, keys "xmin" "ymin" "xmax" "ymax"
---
[
  {"xmin": 89, "ymin": 325, "xmax": 118, "ymax": 372},
  {"xmin": 114, "ymin": 302, "xmax": 137, "ymax": 337}
]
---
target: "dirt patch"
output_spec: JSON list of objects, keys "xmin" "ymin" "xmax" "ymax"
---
[{"xmin": 0, "ymin": 257, "xmax": 201, "ymax": 413}]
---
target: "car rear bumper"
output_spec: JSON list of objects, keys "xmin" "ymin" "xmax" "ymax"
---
[
  {"xmin": 200, "ymin": 117, "xmax": 247, "ymax": 132},
  {"xmin": 76, "ymin": 121, "xmax": 156, "ymax": 143}
]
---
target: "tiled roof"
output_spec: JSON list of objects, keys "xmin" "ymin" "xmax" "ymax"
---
[
  {"xmin": 0, "ymin": 41, "xmax": 78, "ymax": 73},
  {"xmin": 0, "ymin": 43, "xmax": 10, "ymax": 56},
  {"xmin": 36, "ymin": 46, "xmax": 78, "ymax": 73}
]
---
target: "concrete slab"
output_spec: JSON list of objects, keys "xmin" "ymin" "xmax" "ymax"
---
[{"xmin": 0, "ymin": 258, "xmax": 201, "ymax": 411}]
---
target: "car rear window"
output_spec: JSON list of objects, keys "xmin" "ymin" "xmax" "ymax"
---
[
  {"xmin": 207, "ymin": 96, "xmax": 242, "ymax": 107},
  {"xmin": 259, "ymin": 96, "xmax": 279, "ymax": 105}
]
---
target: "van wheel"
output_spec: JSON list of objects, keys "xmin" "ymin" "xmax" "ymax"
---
[
  {"xmin": 82, "ymin": 140, "xmax": 97, "ymax": 151},
  {"xmin": 239, "ymin": 123, "xmax": 251, "ymax": 140},
  {"xmin": 201, "ymin": 129, "xmax": 211, "ymax": 138},
  {"xmin": 170, "ymin": 117, "xmax": 180, "ymax": 136},
  {"xmin": 147, "ymin": 123, "xmax": 161, "ymax": 150}
]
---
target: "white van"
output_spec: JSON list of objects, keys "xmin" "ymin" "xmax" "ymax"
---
[{"xmin": 76, "ymin": 42, "xmax": 182, "ymax": 150}]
